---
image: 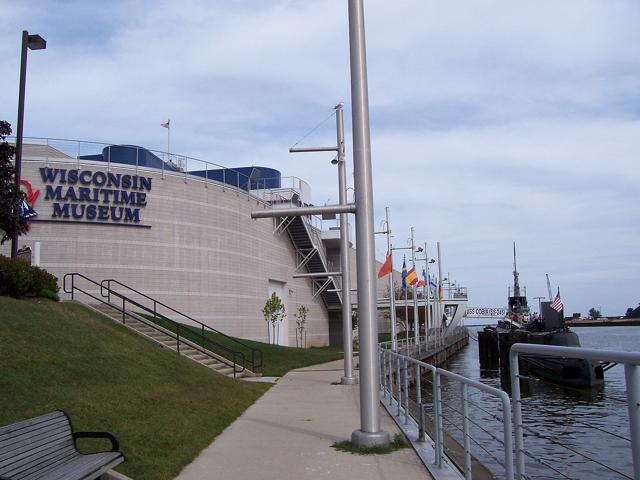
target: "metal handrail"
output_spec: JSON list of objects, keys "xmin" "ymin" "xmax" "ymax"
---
[
  {"xmin": 99, "ymin": 278, "xmax": 262, "ymax": 372},
  {"xmin": 16, "ymin": 136, "xmax": 308, "ymax": 209},
  {"xmin": 63, "ymin": 273, "xmax": 247, "ymax": 377},
  {"xmin": 509, "ymin": 343, "xmax": 640, "ymax": 480},
  {"xmin": 379, "ymin": 346, "xmax": 514, "ymax": 480}
]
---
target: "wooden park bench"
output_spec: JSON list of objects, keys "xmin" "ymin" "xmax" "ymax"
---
[{"xmin": 0, "ymin": 410, "xmax": 125, "ymax": 480}]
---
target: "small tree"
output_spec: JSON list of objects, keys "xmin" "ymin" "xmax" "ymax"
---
[
  {"xmin": 294, "ymin": 305, "xmax": 308, "ymax": 348},
  {"xmin": 0, "ymin": 121, "xmax": 26, "ymax": 244},
  {"xmin": 263, "ymin": 292, "xmax": 286, "ymax": 345},
  {"xmin": 588, "ymin": 307, "xmax": 601, "ymax": 320}
]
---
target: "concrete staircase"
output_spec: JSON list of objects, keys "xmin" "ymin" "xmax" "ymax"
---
[{"xmin": 89, "ymin": 302, "xmax": 252, "ymax": 378}]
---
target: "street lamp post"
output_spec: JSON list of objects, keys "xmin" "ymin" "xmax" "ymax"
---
[
  {"xmin": 348, "ymin": 0, "xmax": 390, "ymax": 448},
  {"xmin": 12, "ymin": 30, "xmax": 46, "ymax": 259},
  {"xmin": 289, "ymin": 103, "xmax": 356, "ymax": 386}
]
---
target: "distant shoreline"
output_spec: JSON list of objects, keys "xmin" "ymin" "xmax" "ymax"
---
[{"xmin": 566, "ymin": 319, "xmax": 640, "ymax": 327}]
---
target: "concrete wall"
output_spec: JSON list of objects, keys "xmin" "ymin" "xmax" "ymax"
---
[{"xmin": 2, "ymin": 157, "xmax": 330, "ymax": 346}]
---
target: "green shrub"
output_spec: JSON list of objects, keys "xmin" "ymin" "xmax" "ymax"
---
[{"xmin": 0, "ymin": 255, "xmax": 59, "ymax": 300}]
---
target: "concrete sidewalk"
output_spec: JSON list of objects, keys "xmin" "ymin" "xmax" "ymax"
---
[{"xmin": 175, "ymin": 359, "xmax": 431, "ymax": 480}]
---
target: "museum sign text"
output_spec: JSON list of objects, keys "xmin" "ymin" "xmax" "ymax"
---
[{"xmin": 39, "ymin": 168, "xmax": 152, "ymax": 224}]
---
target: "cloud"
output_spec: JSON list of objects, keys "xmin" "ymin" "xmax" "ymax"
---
[{"xmin": 0, "ymin": 0, "xmax": 638, "ymax": 314}]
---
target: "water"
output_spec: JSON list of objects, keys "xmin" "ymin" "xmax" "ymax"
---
[{"xmin": 437, "ymin": 326, "xmax": 639, "ymax": 480}]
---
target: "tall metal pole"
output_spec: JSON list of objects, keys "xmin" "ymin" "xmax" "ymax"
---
[
  {"xmin": 424, "ymin": 241, "xmax": 431, "ymax": 346},
  {"xmin": 437, "ymin": 241, "xmax": 443, "ymax": 346},
  {"xmin": 348, "ymin": 0, "xmax": 390, "ymax": 448},
  {"xmin": 11, "ymin": 31, "xmax": 30, "ymax": 259},
  {"xmin": 411, "ymin": 227, "xmax": 419, "ymax": 345},
  {"xmin": 337, "ymin": 103, "xmax": 357, "ymax": 385},
  {"xmin": 386, "ymin": 207, "xmax": 397, "ymax": 351}
]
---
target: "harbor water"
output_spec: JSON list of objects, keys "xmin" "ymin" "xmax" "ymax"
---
[{"xmin": 437, "ymin": 325, "xmax": 639, "ymax": 480}]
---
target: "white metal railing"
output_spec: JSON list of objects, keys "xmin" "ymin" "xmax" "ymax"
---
[
  {"xmin": 510, "ymin": 344, "xmax": 640, "ymax": 480},
  {"xmin": 379, "ymin": 346, "xmax": 514, "ymax": 480},
  {"xmin": 15, "ymin": 136, "xmax": 311, "ymax": 208},
  {"xmin": 379, "ymin": 326, "xmax": 468, "ymax": 357}
]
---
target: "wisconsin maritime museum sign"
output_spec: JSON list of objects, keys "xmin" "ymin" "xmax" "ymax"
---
[{"xmin": 35, "ymin": 168, "xmax": 152, "ymax": 228}]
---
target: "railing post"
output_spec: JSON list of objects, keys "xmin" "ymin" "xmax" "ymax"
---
[
  {"xmin": 462, "ymin": 383, "xmax": 471, "ymax": 480},
  {"xmin": 625, "ymin": 363, "xmax": 640, "ymax": 479},
  {"xmin": 510, "ymin": 349, "xmax": 526, "ymax": 480},
  {"xmin": 396, "ymin": 356, "xmax": 402, "ymax": 417},
  {"xmin": 70, "ymin": 275, "xmax": 75, "ymax": 301},
  {"xmin": 380, "ymin": 349, "xmax": 385, "ymax": 398},
  {"xmin": 388, "ymin": 351, "xmax": 394, "ymax": 406},
  {"xmin": 403, "ymin": 359, "xmax": 409, "ymax": 424},
  {"xmin": 435, "ymin": 370, "xmax": 444, "ymax": 468},
  {"xmin": 177, "ymin": 325, "xmax": 180, "ymax": 354},
  {"xmin": 416, "ymin": 363, "xmax": 425, "ymax": 441},
  {"xmin": 121, "ymin": 297, "xmax": 125, "ymax": 324}
]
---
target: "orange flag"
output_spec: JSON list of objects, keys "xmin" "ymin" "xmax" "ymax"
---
[{"xmin": 377, "ymin": 253, "xmax": 392, "ymax": 278}]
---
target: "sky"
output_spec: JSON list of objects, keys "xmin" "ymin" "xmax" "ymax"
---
[{"xmin": 1, "ymin": 0, "xmax": 639, "ymax": 316}]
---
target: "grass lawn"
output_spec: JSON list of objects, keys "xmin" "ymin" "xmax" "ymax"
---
[
  {"xmin": 0, "ymin": 297, "xmax": 271, "ymax": 480},
  {"xmin": 141, "ymin": 313, "xmax": 344, "ymax": 377}
]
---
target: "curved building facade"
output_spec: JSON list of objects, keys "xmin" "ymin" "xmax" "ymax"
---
[{"xmin": 3, "ymin": 141, "xmax": 336, "ymax": 346}]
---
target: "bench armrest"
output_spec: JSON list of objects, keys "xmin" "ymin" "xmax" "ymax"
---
[{"xmin": 73, "ymin": 431, "xmax": 120, "ymax": 452}]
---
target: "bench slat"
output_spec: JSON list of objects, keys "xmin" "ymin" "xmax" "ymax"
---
[
  {"xmin": 0, "ymin": 417, "xmax": 70, "ymax": 449},
  {"xmin": 0, "ymin": 412, "xmax": 67, "ymax": 438},
  {"xmin": 38, "ymin": 452, "xmax": 123, "ymax": 480},
  {"xmin": 0, "ymin": 411, "xmax": 124, "ymax": 480},
  {"xmin": 0, "ymin": 430, "xmax": 73, "ymax": 464},
  {"xmin": 4, "ymin": 447, "xmax": 77, "ymax": 480},
  {"xmin": 15, "ymin": 451, "xmax": 77, "ymax": 480},
  {"xmin": 1, "ymin": 439, "xmax": 75, "ymax": 473}
]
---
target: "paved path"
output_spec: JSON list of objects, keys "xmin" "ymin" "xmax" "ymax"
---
[{"xmin": 175, "ymin": 360, "xmax": 431, "ymax": 480}]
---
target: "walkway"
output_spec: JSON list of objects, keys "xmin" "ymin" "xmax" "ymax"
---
[{"xmin": 175, "ymin": 359, "xmax": 432, "ymax": 480}]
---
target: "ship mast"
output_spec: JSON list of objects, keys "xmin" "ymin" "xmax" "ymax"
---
[
  {"xmin": 546, "ymin": 273, "xmax": 553, "ymax": 301},
  {"xmin": 513, "ymin": 242, "xmax": 521, "ymax": 297}
]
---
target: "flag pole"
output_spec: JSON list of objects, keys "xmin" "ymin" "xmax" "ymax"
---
[
  {"xmin": 386, "ymin": 207, "xmax": 397, "ymax": 351},
  {"xmin": 167, "ymin": 118, "xmax": 171, "ymax": 158},
  {"xmin": 424, "ymin": 241, "xmax": 430, "ymax": 347},
  {"xmin": 411, "ymin": 227, "xmax": 419, "ymax": 346}
]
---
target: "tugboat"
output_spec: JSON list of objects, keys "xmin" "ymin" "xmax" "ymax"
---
[{"xmin": 479, "ymin": 244, "xmax": 604, "ymax": 388}]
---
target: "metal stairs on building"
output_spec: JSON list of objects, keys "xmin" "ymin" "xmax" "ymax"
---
[
  {"xmin": 89, "ymin": 302, "xmax": 249, "ymax": 378},
  {"xmin": 275, "ymin": 214, "xmax": 342, "ymax": 309}
]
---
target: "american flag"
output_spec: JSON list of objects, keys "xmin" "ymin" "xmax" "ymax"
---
[
  {"xmin": 161, "ymin": 119, "xmax": 170, "ymax": 129},
  {"xmin": 550, "ymin": 290, "xmax": 563, "ymax": 312}
]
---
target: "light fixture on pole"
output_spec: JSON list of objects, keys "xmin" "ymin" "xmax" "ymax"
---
[
  {"xmin": 12, "ymin": 30, "xmax": 46, "ymax": 259},
  {"xmin": 289, "ymin": 104, "xmax": 357, "ymax": 386}
]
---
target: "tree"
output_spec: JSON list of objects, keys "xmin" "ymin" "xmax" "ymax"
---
[
  {"xmin": 588, "ymin": 308, "xmax": 601, "ymax": 320},
  {"xmin": 262, "ymin": 292, "xmax": 286, "ymax": 345},
  {"xmin": 626, "ymin": 308, "xmax": 634, "ymax": 318},
  {"xmin": 0, "ymin": 121, "xmax": 27, "ymax": 244},
  {"xmin": 294, "ymin": 305, "xmax": 308, "ymax": 348}
]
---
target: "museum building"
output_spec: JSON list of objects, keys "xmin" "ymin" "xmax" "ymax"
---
[{"xmin": 3, "ymin": 140, "xmax": 394, "ymax": 347}]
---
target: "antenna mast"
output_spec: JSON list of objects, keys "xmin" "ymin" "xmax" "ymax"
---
[{"xmin": 513, "ymin": 242, "xmax": 521, "ymax": 297}]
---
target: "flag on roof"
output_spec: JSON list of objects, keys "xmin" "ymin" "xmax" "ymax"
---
[
  {"xmin": 550, "ymin": 289, "xmax": 563, "ymax": 312},
  {"xmin": 161, "ymin": 119, "xmax": 170, "ymax": 129},
  {"xmin": 406, "ymin": 267, "xmax": 418, "ymax": 286},
  {"xmin": 401, "ymin": 258, "xmax": 407, "ymax": 290},
  {"xmin": 377, "ymin": 252, "xmax": 392, "ymax": 278}
]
